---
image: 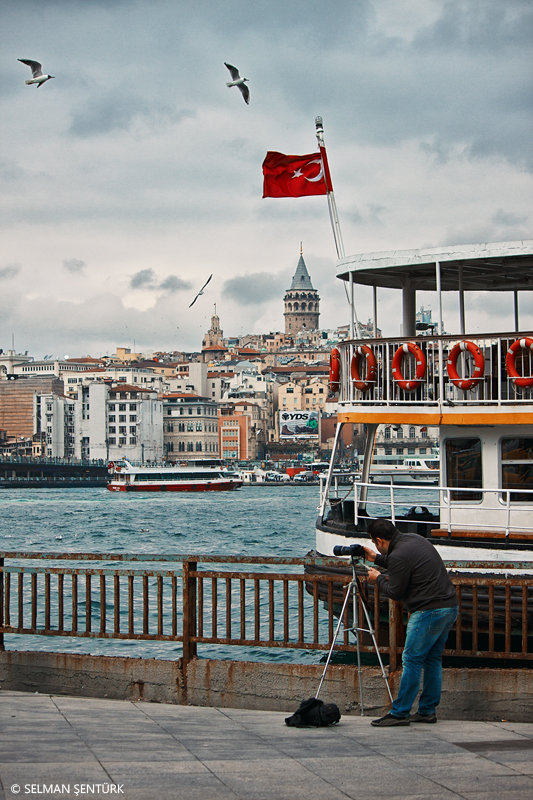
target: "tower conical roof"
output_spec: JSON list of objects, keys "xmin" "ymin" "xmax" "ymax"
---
[{"xmin": 290, "ymin": 254, "xmax": 315, "ymax": 290}]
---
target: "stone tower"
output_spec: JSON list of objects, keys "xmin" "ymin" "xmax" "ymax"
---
[
  {"xmin": 284, "ymin": 247, "xmax": 320, "ymax": 335},
  {"xmin": 202, "ymin": 305, "xmax": 224, "ymax": 349}
]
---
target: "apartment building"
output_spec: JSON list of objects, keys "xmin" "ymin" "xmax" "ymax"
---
[
  {"xmin": 277, "ymin": 376, "xmax": 329, "ymax": 414},
  {"xmin": 34, "ymin": 392, "xmax": 76, "ymax": 459},
  {"xmin": 161, "ymin": 394, "xmax": 219, "ymax": 460},
  {"xmin": 75, "ymin": 383, "xmax": 163, "ymax": 463},
  {"xmin": 218, "ymin": 401, "xmax": 265, "ymax": 461},
  {"xmin": 0, "ymin": 376, "xmax": 64, "ymax": 439}
]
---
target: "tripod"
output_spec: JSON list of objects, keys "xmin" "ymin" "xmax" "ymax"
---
[{"xmin": 315, "ymin": 555, "xmax": 393, "ymax": 715}]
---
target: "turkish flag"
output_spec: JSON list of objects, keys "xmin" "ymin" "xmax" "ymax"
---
[{"xmin": 262, "ymin": 151, "xmax": 328, "ymax": 198}]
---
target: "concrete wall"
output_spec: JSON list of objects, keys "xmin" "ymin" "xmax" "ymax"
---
[{"xmin": 1, "ymin": 651, "xmax": 532, "ymax": 722}]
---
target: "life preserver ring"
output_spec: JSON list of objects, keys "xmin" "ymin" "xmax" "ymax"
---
[
  {"xmin": 447, "ymin": 340, "xmax": 485, "ymax": 391},
  {"xmin": 329, "ymin": 347, "xmax": 341, "ymax": 393},
  {"xmin": 107, "ymin": 461, "xmax": 115, "ymax": 470},
  {"xmin": 505, "ymin": 337, "xmax": 533, "ymax": 388},
  {"xmin": 351, "ymin": 345, "xmax": 377, "ymax": 392},
  {"xmin": 392, "ymin": 342, "xmax": 426, "ymax": 391}
]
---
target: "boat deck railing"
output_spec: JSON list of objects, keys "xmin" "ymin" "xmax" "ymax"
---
[
  {"xmin": 321, "ymin": 475, "xmax": 533, "ymax": 537},
  {"xmin": 1, "ymin": 551, "xmax": 531, "ymax": 669},
  {"xmin": 335, "ymin": 331, "xmax": 533, "ymax": 406}
]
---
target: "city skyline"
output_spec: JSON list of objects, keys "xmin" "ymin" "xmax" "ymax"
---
[{"xmin": 1, "ymin": 0, "xmax": 531, "ymax": 358}]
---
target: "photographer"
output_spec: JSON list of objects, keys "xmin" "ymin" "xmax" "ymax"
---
[{"xmin": 363, "ymin": 518, "xmax": 458, "ymax": 727}]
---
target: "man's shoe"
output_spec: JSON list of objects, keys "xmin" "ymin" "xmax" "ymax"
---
[
  {"xmin": 410, "ymin": 712, "xmax": 437, "ymax": 723},
  {"xmin": 371, "ymin": 713, "xmax": 410, "ymax": 727}
]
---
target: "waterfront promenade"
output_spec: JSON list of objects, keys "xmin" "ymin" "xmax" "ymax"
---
[{"xmin": 0, "ymin": 691, "xmax": 532, "ymax": 800}]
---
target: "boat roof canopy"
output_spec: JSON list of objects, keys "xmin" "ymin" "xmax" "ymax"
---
[{"xmin": 336, "ymin": 240, "xmax": 533, "ymax": 291}]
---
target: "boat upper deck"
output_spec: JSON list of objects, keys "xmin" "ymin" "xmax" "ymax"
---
[
  {"xmin": 333, "ymin": 240, "xmax": 533, "ymax": 425},
  {"xmin": 334, "ymin": 330, "xmax": 533, "ymax": 425}
]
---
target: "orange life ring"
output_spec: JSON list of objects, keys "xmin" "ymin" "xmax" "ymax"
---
[
  {"xmin": 351, "ymin": 345, "xmax": 377, "ymax": 392},
  {"xmin": 392, "ymin": 342, "xmax": 426, "ymax": 391},
  {"xmin": 505, "ymin": 337, "xmax": 533, "ymax": 388},
  {"xmin": 107, "ymin": 461, "xmax": 115, "ymax": 470},
  {"xmin": 447, "ymin": 340, "xmax": 485, "ymax": 391},
  {"xmin": 329, "ymin": 347, "xmax": 341, "ymax": 393}
]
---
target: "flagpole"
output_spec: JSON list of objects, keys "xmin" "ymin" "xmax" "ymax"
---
[{"xmin": 315, "ymin": 116, "xmax": 361, "ymax": 339}]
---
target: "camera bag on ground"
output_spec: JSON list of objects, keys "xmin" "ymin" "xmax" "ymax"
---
[{"xmin": 285, "ymin": 697, "xmax": 341, "ymax": 727}]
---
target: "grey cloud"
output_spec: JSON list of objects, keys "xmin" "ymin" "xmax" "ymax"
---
[
  {"xmin": 63, "ymin": 258, "xmax": 86, "ymax": 274},
  {"xmin": 491, "ymin": 209, "xmax": 528, "ymax": 227},
  {"xmin": 222, "ymin": 272, "xmax": 287, "ymax": 305},
  {"xmin": 413, "ymin": 1, "xmax": 533, "ymax": 52},
  {"xmin": 69, "ymin": 91, "xmax": 192, "ymax": 138},
  {"xmin": 130, "ymin": 269, "xmax": 191, "ymax": 293},
  {"xmin": 0, "ymin": 264, "xmax": 20, "ymax": 280},
  {"xmin": 0, "ymin": 288, "xmax": 202, "ymax": 356},
  {"xmin": 159, "ymin": 275, "xmax": 192, "ymax": 293},
  {"xmin": 130, "ymin": 269, "xmax": 157, "ymax": 289}
]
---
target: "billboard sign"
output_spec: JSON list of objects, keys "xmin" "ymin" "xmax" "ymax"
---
[{"xmin": 279, "ymin": 410, "xmax": 319, "ymax": 439}]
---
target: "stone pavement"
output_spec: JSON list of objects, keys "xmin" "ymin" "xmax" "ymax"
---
[{"xmin": 0, "ymin": 691, "xmax": 532, "ymax": 800}]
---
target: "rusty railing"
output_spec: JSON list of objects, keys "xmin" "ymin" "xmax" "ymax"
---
[{"xmin": 0, "ymin": 552, "xmax": 531, "ymax": 670}]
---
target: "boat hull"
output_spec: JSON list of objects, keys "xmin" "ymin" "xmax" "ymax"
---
[{"xmin": 107, "ymin": 481, "xmax": 242, "ymax": 492}]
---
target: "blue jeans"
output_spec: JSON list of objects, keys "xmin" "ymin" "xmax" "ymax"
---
[{"xmin": 391, "ymin": 606, "xmax": 458, "ymax": 718}]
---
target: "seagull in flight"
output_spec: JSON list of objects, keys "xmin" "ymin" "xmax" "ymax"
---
[
  {"xmin": 224, "ymin": 63, "xmax": 250, "ymax": 104},
  {"xmin": 18, "ymin": 59, "xmax": 55, "ymax": 87},
  {"xmin": 189, "ymin": 274, "xmax": 213, "ymax": 308}
]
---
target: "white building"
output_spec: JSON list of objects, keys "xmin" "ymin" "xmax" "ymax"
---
[
  {"xmin": 75, "ymin": 383, "xmax": 163, "ymax": 463},
  {"xmin": 221, "ymin": 362, "xmax": 278, "ymax": 435},
  {"xmin": 72, "ymin": 364, "xmax": 168, "ymax": 397},
  {"xmin": 0, "ymin": 348, "xmax": 34, "ymax": 377},
  {"xmin": 34, "ymin": 392, "xmax": 76, "ymax": 459},
  {"xmin": 164, "ymin": 362, "xmax": 209, "ymax": 396}
]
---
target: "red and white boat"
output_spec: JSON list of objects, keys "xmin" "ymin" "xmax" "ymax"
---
[{"xmin": 107, "ymin": 459, "xmax": 243, "ymax": 492}]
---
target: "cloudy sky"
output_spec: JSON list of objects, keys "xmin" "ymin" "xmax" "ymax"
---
[{"xmin": 1, "ymin": 0, "xmax": 532, "ymax": 358}]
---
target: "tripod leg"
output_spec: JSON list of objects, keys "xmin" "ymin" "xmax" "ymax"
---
[
  {"xmin": 359, "ymin": 592, "xmax": 393, "ymax": 703},
  {"xmin": 352, "ymin": 576, "xmax": 365, "ymax": 715},
  {"xmin": 315, "ymin": 579, "xmax": 354, "ymax": 700}
]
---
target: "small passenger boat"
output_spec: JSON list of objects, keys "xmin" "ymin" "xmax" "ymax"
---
[
  {"xmin": 107, "ymin": 459, "xmax": 243, "ymax": 492},
  {"xmin": 368, "ymin": 454, "xmax": 440, "ymax": 485}
]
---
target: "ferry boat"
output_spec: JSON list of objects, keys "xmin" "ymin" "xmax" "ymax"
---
[
  {"xmin": 313, "ymin": 240, "xmax": 533, "ymax": 571},
  {"xmin": 368, "ymin": 453, "xmax": 440, "ymax": 485},
  {"xmin": 107, "ymin": 459, "xmax": 243, "ymax": 492}
]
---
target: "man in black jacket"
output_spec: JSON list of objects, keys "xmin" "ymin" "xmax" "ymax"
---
[{"xmin": 363, "ymin": 518, "xmax": 458, "ymax": 727}]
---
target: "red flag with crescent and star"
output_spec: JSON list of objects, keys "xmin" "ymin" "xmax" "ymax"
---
[{"xmin": 262, "ymin": 151, "xmax": 330, "ymax": 198}]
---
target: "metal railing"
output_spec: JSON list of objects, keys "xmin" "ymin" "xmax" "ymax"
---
[
  {"xmin": 337, "ymin": 331, "xmax": 533, "ymax": 405},
  {"xmin": 1, "ymin": 552, "xmax": 531, "ymax": 667},
  {"xmin": 322, "ymin": 476, "xmax": 533, "ymax": 538}
]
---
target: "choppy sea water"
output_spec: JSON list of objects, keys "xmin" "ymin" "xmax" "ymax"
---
[
  {"xmin": 0, "ymin": 484, "xmax": 319, "ymax": 557},
  {"xmin": 0, "ymin": 484, "xmax": 421, "ymax": 663},
  {"xmin": 0, "ymin": 485, "xmax": 325, "ymax": 663}
]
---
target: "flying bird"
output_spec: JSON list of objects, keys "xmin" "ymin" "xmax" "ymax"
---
[
  {"xmin": 189, "ymin": 274, "xmax": 213, "ymax": 308},
  {"xmin": 224, "ymin": 63, "xmax": 250, "ymax": 104},
  {"xmin": 18, "ymin": 59, "xmax": 55, "ymax": 87}
]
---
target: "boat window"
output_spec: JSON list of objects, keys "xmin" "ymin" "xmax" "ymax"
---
[
  {"xmin": 445, "ymin": 438, "xmax": 482, "ymax": 501},
  {"xmin": 500, "ymin": 437, "xmax": 533, "ymax": 502}
]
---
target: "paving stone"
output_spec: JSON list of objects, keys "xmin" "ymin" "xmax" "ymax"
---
[{"xmin": 1, "ymin": 691, "xmax": 533, "ymax": 800}]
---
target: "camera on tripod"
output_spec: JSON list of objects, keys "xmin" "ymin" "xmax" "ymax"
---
[{"xmin": 333, "ymin": 543, "xmax": 366, "ymax": 559}]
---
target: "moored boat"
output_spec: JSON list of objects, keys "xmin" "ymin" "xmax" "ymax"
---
[
  {"xmin": 314, "ymin": 240, "xmax": 533, "ymax": 573},
  {"xmin": 107, "ymin": 459, "xmax": 243, "ymax": 492},
  {"xmin": 367, "ymin": 453, "xmax": 440, "ymax": 485}
]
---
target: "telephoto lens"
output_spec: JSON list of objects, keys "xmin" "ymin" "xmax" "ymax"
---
[{"xmin": 333, "ymin": 544, "xmax": 366, "ymax": 558}]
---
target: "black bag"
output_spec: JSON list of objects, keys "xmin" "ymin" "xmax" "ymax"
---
[{"xmin": 285, "ymin": 697, "xmax": 341, "ymax": 727}]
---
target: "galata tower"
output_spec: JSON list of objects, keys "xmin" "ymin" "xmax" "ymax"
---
[{"xmin": 283, "ymin": 246, "xmax": 320, "ymax": 335}]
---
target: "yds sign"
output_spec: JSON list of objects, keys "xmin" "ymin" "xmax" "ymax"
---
[{"xmin": 279, "ymin": 410, "xmax": 319, "ymax": 439}]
